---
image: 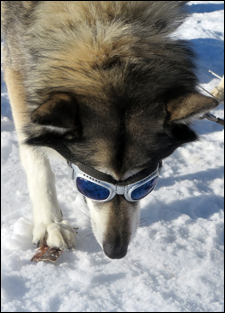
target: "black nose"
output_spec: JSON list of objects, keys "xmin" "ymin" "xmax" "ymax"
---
[{"xmin": 103, "ymin": 242, "xmax": 128, "ymax": 259}]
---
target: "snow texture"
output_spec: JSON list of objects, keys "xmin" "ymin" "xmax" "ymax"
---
[{"xmin": 1, "ymin": 2, "xmax": 224, "ymax": 312}]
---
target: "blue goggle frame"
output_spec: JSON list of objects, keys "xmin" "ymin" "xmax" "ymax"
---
[{"xmin": 67, "ymin": 161, "xmax": 162, "ymax": 202}]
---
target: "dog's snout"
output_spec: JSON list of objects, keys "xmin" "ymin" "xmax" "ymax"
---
[
  {"xmin": 88, "ymin": 195, "xmax": 140, "ymax": 258},
  {"xmin": 103, "ymin": 240, "xmax": 128, "ymax": 259}
]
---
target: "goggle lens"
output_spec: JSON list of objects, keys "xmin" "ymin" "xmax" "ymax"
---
[
  {"xmin": 77, "ymin": 177, "xmax": 110, "ymax": 201},
  {"xmin": 131, "ymin": 176, "xmax": 158, "ymax": 200}
]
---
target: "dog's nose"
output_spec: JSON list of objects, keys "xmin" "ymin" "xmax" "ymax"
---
[{"xmin": 103, "ymin": 241, "xmax": 128, "ymax": 259}]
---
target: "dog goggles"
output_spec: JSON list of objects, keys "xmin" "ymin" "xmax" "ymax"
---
[{"xmin": 67, "ymin": 161, "xmax": 162, "ymax": 202}]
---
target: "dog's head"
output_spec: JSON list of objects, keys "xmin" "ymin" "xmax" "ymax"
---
[
  {"xmin": 26, "ymin": 71, "xmax": 218, "ymax": 258},
  {"xmin": 24, "ymin": 2, "xmax": 218, "ymax": 258}
]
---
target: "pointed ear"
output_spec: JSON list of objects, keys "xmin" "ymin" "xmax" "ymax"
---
[
  {"xmin": 31, "ymin": 93, "xmax": 79, "ymax": 129},
  {"xmin": 167, "ymin": 92, "xmax": 219, "ymax": 123}
]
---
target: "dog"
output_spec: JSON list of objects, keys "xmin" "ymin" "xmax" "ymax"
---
[{"xmin": 1, "ymin": 1, "xmax": 218, "ymax": 259}]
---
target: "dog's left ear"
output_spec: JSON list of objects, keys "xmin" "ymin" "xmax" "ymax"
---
[{"xmin": 167, "ymin": 92, "xmax": 219, "ymax": 123}]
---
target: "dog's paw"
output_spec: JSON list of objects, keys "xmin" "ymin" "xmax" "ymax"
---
[{"xmin": 33, "ymin": 220, "xmax": 76, "ymax": 250}]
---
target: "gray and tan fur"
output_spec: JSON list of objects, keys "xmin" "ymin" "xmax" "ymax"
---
[{"xmin": 1, "ymin": 1, "xmax": 218, "ymax": 259}]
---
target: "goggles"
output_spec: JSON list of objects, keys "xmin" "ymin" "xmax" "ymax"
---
[{"xmin": 67, "ymin": 161, "xmax": 162, "ymax": 202}]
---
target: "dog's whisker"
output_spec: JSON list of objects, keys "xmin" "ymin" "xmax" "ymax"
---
[
  {"xmin": 76, "ymin": 207, "xmax": 93, "ymax": 221},
  {"xmin": 139, "ymin": 217, "xmax": 150, "ymax": 227},
  {"xmin": 83, "ymin": 233, "xmax": 95, "ymax": 240}
]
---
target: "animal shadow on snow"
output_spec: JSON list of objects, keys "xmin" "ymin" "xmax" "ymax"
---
[{"xmin": 140, "ymin": 165, "xmax": 224, "ymax": 226}]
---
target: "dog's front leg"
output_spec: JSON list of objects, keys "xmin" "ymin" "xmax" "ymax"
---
[
  {"xmin": 20, "ymin": 145, "xmax": 76, "ymax": 249},
  {"xmin": 4, "ymin": 68, "xmax": 75, "ymax": 250}
]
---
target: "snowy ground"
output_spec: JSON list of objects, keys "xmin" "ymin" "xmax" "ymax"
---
[{"xmin": 1, "ymin": 2, "xmax": 224, "ymax": 312}]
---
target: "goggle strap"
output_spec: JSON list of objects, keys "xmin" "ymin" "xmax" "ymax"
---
[{"xmin": 75, "ymin": 162, "xmax": 116, "ymax": 184}]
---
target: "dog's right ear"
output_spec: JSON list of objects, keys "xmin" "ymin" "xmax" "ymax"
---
[
  {"xmin": 165, "ymin": 91, "xmax": 219, "ymax": 145},
  {"xmin": 31, "ymin": 93, "xmax": 81, "ymax": 133},
  {"xmin": 166, "ymin": 92, "xmax": 219, "ymax": 123}
]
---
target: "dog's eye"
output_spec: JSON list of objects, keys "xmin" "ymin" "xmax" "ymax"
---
[{"xmin": 63, "ymin": 132, "xmax": 77, "ymax": 141}]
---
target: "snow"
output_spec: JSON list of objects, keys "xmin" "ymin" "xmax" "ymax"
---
[{"xmin": 1, "ymin": 2, "xmax": 224, "ymax": 312}]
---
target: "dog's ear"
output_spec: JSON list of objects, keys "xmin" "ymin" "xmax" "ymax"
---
[
  {"xmin": 165, "ymin": 92, "xmax": 219, "ymax": 145},
  {"xmin": 31, "ymin": 93, "xmax": 80, "ymax": 130},
  {"xmin": 167, "ymin": 92, "xmax": 219, "ymax": 123}
]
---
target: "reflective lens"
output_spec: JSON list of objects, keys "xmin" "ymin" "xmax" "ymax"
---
[
  {"xmin": 131, "ymin": 176, "xmax": 158, "ymax": 200},
  {"xmin": 76, "ymin": 177, "xmax": 110, "ymax": 201}
]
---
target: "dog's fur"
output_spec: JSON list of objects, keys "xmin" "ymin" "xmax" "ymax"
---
[{"xmin": 1, "ymin": 1, "xmax": 218, "ymax": 259}]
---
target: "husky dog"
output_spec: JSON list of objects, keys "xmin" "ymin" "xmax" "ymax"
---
[{"xmin": 1, "ymin": 1, "xmax": 218, "ymax": 259}]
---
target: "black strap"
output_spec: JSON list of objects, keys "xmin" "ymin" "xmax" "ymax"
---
[{"xmin": 76, "ymin": 162, "xmax": 116, "ymax": 184}]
